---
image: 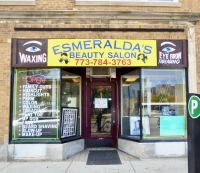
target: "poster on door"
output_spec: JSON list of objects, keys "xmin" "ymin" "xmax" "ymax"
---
[
  {"xmin": 61, "ymin": 108, "xmax": 78, "ymax": 138},
  {"xmin": 94, "ymin": 98, "xmax": 108, "ymax": 108}
]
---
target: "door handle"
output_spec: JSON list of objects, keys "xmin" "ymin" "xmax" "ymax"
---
[{"xmin": 112, "ymin": 110, "xmax": 115, "ymax": 123}]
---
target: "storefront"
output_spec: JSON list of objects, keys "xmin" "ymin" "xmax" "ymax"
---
[{"xmin": 10, "ymin": 39, "xmax": 187, "ymax": 160}]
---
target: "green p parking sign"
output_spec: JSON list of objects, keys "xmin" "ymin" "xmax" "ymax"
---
[{"xmin": 188, "ymin": 95, "xmax": 200, "ymax": 118}]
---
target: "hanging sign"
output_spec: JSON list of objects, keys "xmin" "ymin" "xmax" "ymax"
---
[{"xmin": 47, "ymin": 39, "xmax": 157, "ymax": 67}]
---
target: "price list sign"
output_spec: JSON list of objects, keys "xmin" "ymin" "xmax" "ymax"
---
[
  {"xmin": 61, "ymin": 108, "xmax": 78, "ymax": 138},
  {"xmin": 12, "ymin": 69, "xmax": 60, "ymax": 140}
]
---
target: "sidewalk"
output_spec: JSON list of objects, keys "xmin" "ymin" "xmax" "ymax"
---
[{"xmin": 0, "ymin": 149, "xmax": 188, "ymax": 173}]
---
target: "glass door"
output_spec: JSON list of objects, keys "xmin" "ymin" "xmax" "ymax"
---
[{"xmin": 87, "ymin": 82, "xmax": 116, "ymax": 148}]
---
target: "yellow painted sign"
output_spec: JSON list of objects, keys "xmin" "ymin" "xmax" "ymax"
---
[{"xmin": 48, "ymin": 39, "xmax": 157, "ymax": 67}]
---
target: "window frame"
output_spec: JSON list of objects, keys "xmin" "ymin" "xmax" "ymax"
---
[
  {"xmin": 60, "ymin": 73, "xmax": 82, "ymax": 140},
  {"xmin": 141, "ymin": 68, "xmax": 187, "ymax": 140},
  {"xmin": 76, "ymin": 0, "xmax": 181, "ymax": 7},
  {"xmin": 0, "ymin": 0, "xmax": 35, "ymax": 6},
  {"xmin": 10, "ymin": 68, "xmax": 83, "ymax": 144},
  {"xmin": 120, "ymin": 69, "xmax": 141, "ymax": 141},
  {"xmin": 10, "ymin": 68, "xmax": 61, "ymax": 143},
  {"xmin": 120, "ymin": 68, "xmax": 187, "ymax": 142}
]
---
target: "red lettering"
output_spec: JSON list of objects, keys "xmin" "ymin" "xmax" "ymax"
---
[{"xmin": 26, "ymin": 75, "xmax": 46, "ymax": 84}]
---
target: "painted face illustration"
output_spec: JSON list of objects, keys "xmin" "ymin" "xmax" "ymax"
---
[
  {"xmin": 58, "ymin": 53, "xmax": 70, "ymax": 64},
  {"xmin": 137, "ymin": 53, "xmax": 148, "ymax": 63},
  {"xmin": 64, "ymin": 59, "xmax": 70, "ymax": 64}
]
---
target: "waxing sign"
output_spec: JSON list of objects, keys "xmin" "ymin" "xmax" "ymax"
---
[{"xmin": 12, "ymin": 39, "xmax": 48, "ymax": 67}]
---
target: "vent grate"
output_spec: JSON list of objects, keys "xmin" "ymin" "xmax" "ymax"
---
[{"xmin": 92, "ymin": 67, "xmax": 109, "ymax": 75}]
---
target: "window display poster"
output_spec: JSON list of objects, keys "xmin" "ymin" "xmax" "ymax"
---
[
  {"xmin": 61, "ymin": 108, "xmax": 78, "ymax": 138},
  {"xmin": 130, "ymin": 116, "xmax": 150, "ymax": 136},
  {"xmin": 160, "ymin": 116, "xmax": 184, "ymax": 136},
  {"xmin": 161, "ymin": 106, "xmax": 170, "ymax": 115},
  {"xmin": 130, "ymin": 117, "xmax": 140, "ymax": 135}
]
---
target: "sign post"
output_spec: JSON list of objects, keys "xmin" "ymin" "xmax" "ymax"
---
[{"xmin": 187, "ymin": 93, "xmax": 200, "ymax": 173}]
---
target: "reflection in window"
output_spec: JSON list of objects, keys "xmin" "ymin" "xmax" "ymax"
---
[
  {"xmin": 141, "ymin": 69, "xmax": 186, "ymax": 139},
  {"xmin": 61, "ymin": 71, "xmax": 81, "ymax": 137},
  {"xmin": 90, "ymin": 86, "xmax": 112, "ymax": 136},
  {"xmin": 62, "ymin": 78, "xmax": 80, "ymax": 108},
  {"xmin": 121, "ymin": 69, "xmax": 140, "ymax": 139}
]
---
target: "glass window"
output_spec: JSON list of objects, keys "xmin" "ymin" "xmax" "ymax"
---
[
  {"xmin": 61, "ymin": 70, "xmax": 82, "ymax": 137},
  {"xmin": 141, "ymin": 69, "xmax": 186, "ymax": 140},
  {"xmin": 90, "ymin": 86, "xmax": 112, "ymax": 136},
  {"xmin": 12, "ymin": 68, "xmax": 60, "ymax": 141},
  {"xmin": 121, "ymin": 69, "xmax": 140, "ymax": 140}
]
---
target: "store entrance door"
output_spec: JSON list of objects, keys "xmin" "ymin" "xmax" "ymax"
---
[{"xmin": 86, "ymin": 81, "xmax": 117, "ymax": 148}]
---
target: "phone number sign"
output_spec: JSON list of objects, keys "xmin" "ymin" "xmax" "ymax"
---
[
  {"xmin": 74, "ymin": 58, "xmax": 132, "ymax": 66},
  {"xmin": 48, "ymin": 39, "xmax": 157, "ymax": 67}
]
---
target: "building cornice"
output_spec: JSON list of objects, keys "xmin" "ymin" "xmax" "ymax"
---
[
  {"xmin": 0, "ymin": 10, "xmax": 199, "ymax": 27},
  {"xmin": 0, "ymin": 10, "xmax": 199, "ymax": 22}
]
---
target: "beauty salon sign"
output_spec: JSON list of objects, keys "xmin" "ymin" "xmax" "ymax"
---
[{"xmin": 47, "ymin": 39, "xmax": 157, "ymax": 67}]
